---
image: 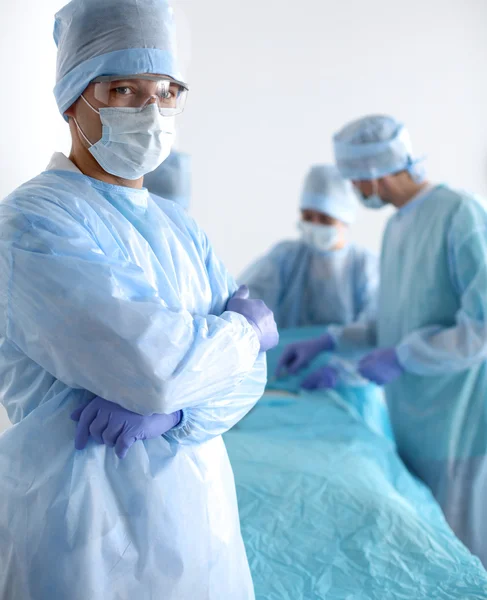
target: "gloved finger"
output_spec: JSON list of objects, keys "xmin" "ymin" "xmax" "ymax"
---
[
  {"xmin": 89, "ymin": 412, "xmax": 111, "ymax": 444},
  {"xmin": 357, "ymin": 357, "xmax": 370, "ymax": 372},
  {"xmin": 357, "ymin": 365, "xmax": 368, "ymax": 380},
  {"xmin": 115, "ymin": 435, "xmax": 137, "ymax": 459},
  {"xmin": 357, "ymin": 366, "xmax": 376, "ymax": 383},
  {"xmin": 301, "ymin": 375, "xmax": 319, "ymax": 390},
  {"xmin": 326, "ymin": 367, "xmax": 340, "ymax": 388},
  {"xmin": 275, "ymin": 348, "xmax": 295, "ymax": 376},
  {"xmin": 232, "ymin": 285, "xmax": 250, "ymax": 300},
  {"xmin": 287, "ymin": 355, "xmax": 308, "ymax": 375},
  {"xmin": 74, "ymin": 402, "xmax": 100, "ymax": 450},
  {"xmin": 70, "ymin": 406, "xmax": 86, "ymax": 422},
  {"xmin": 102, "ymin": 421, "xmax": 126, "ymax": 447}
]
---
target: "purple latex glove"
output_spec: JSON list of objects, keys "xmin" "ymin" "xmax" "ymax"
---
[
  {"xmin": 227, "ymin": 285, "xmax": 279, "ymax": 352},
  {"xmin": 276, "ymin": 334, "xmax": 335, "ymax": 376},
  {"xmin": 358, "ymin": 348, "xmax": 404, "ymax": 386},
  {"xmin": 71, "ymin": 397, "xmax": 182, "ymax": 459},
  {"xmin": 301, "ymin": 366, "xmax": 339, "ymax": 391}
]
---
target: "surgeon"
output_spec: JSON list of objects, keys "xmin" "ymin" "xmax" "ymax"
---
[
  {"xmin": 241, "ymin": 164, "xmax": 379, "ymax": 329},
  {"xmin": 279, "ymin": 114, "xmax": 487, "ymax": 567},
  {"xmin": 0, "ymin": 1, "xmax": 278, "ymax": 598},
  {"xmin": 144, "ymin": 149, "xmax": 192, "ymax": 209}
]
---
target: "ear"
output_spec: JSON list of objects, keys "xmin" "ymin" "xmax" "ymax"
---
[
  {"xmin": 64, "ymin": 91, "xmax": 87, "ymax": 119},
  {"xmin": 64, "ymin": 102, "xmax": 77, "ymax": 119}
]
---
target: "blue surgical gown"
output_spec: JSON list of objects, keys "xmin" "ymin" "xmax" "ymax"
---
[
  {"xmin": 338, "ymin": 185, "xmax": 487, "ymax": 567},
  {"xmin": 0, "ymin": 154, "xmax": 266, "ymax": 600},
  {"xmin": 240, "ymin": 241, "xmax": 378, "ymax": 329}
]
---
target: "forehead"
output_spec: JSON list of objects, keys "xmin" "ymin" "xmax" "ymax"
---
[{"xmin": 95, "ymin": 73, "xmax": 171, "ymax": 81}]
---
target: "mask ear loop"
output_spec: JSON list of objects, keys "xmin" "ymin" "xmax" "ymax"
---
[
  {"xmin": 80, "ymin": 94, "xmax": 101, "ymax": 115},
  {"xmin": 72, "ymin": 95, "xmax": 100, "ymax": 148}
]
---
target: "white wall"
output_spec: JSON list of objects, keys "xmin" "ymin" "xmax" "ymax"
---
[
  {"xmin": 177, "ymin": 0, "xmax": 487, "ymax": 273},
  {"xmin": 1, "ymin": 0, "xmax": 486, "ymax": 433}
]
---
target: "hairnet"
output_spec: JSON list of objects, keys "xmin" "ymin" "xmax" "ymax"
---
[
  {"xmin": 333, "ymin": 115, "xmax": 425, "ymax": 182},
  {"xmin": 53, "ymin": 0, "xmax": 185, "ymax": 117},
  {"xmin": 300, "ymin": 164, "xmax": 359, "ymax": 224},
  {"xmin": 144, "ymin": 150, "xmax": 191, "ymax": 209}
]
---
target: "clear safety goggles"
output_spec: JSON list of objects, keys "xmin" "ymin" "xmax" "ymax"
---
[{"xmin": 91, "ymin": 75, "xmax": 188, "ymax": 116}]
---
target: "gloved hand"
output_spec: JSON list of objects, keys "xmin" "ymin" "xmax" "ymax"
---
[
  {"xmin": 276, "ymin": 334, "xmax": 335, "ymax": 376},
  {"xmin": 227, "ymin": 285, "xmax": 279, "ymax": 352},
  {"xmin": 358, "ymin": 348, "xmax": 404, "ymax": 386},
  {"xmin": 301, "ymin": 366, "xmax": 339, "ymax": 391},
  {"xmin": 71, "ymin": 397, "xmax": 182, "ymax": 459}
]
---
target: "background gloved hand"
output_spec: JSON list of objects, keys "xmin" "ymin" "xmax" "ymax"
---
[
  {"xmin": 71, "ymin": 397, "xmax": 182, "ymax": 459},
  {"xmin": 300, "ymin": 365, "xmax": 339, "ymax": 391},
  {"xmin": 276, "ymin": 334, "xmax": 335, "ymax": 376},
  {"xmin": 358, "ymin": 348, "xmax": 403, "ymax": 386},
  {"xmin": 227, "ymin": 285, "xmax": 279, "ymax": 352}
]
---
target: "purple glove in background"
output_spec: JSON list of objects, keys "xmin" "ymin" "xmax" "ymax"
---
[
  {"xmin": 71, "ymin": 397, "xmax": 182, "ymax": 459},
  {"xmin": 358, "ymin": 348, "xmax": 404, "ymax": 386},
  {"xmin": 276, "ymin": 334, "xmax": 335, "ymax": 376},
  {"xmin": 227, "ymin": 285, "xmax": 279, "ymax": 352},
  {"xmin": 301, "ymin": 366, "xmax": 339, "ymax": 391}
]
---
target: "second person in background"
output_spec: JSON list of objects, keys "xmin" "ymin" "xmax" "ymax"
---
[
  {"xmin": 240, "ymin": 164, "xmax": 379, "ymax": 330},
  {"xmin": 144, "ymin": 149, "xmax": 192, "ymax": 210}
]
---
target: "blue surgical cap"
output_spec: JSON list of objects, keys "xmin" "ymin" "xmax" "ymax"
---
[
  {"xmin": 143, "ymin": 150, "xmax": 191, "ymax": 209},
  {"xmin": 333, "ymin": 115, "xmax": 425, "ymax": 182},
  {"xmin": 300, "ymin": 164, "xmax": 359, "ymax": 225},
  {"xmin": 53, "ymin": 0, "xmax": 185, "ymax": 117}
]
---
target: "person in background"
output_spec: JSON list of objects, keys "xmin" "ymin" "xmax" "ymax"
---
[
  {"xmin": 0, "ymin": 0, "xmax": 278, "ymax": 598},
  {"xmin": 279, "ymin": 114, "xmax": 487, "ymax": 568},
  {"xmin": 144, "ymin": 149, "xmax": 191, "ymax": 209},
  {"xmin": 241, "ymin": 164, "xmax": 379, "ymax": 331}
]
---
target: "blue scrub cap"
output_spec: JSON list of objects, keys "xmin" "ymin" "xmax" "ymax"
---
[
  {"xmin": 333, "ymin": 115, "xmax": 425, "ymax": 182},
  {"xmin": 143, "ymin": 150, "xmax": 191, "ymax": 209},
  {"xmin": 53, "ymin": 0, "xmax": 185, "ymax": 117},
  {"xmin": 300, "ymin": 164, "xmax": 359, "ymax": 225}
]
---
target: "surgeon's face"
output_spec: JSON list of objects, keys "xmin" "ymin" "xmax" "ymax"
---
[
  {"xmin": 301, "ymin": 210, "xmax": 347, "ymax": 250},
  {"xmin": 301, "ymin": 209, "xmax": 341, "ymax": 226},
  {"xmin": 352, "ymin": 177, "xmax": 395, "ymax": 204},
  {"xmin": 66, "ymin": 73, "xmax": 175, "ymax": 149}
]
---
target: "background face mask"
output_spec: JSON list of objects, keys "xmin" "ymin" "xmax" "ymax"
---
[
  {"xmin": 299, "ymin": 221, "xmax": 341, "ymax": 252},
  {"xmin": 359, "ymin": 193, "xmax": 386, "ymax": 209},
  {"xmin": 75, "ymin": 98, "xmax": 175, "ymax": 180},
  {"xmin": 355, "ymin": 180, "xmax": 386, "ymax": 210}
]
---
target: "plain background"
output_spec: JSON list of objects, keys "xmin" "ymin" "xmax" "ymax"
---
[{"xmin": 0, "ymin": 0, "xmax": 486, "ymax": 433}]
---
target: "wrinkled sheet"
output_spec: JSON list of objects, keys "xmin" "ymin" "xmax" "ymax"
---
[{"xmin": 225, "ymin": 392, "xmax": 487, "ymax": 599}]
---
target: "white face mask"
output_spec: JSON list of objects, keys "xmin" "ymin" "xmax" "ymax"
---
[
  {"xmin": 359, "ymin": 193, "xmax": 386, "ymax": 210},
  {"xmin": 74, "ymin": 96, "xmax": 175, "ymax": 180},
  {"xmin": 299, "ymin": 221, "xmax": 341, "ymax": 253},
  {"xmin": 355, "ymin": 181, "xmax": 386, "ymax": 210}
]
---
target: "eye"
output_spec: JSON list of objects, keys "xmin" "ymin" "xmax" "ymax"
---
[
  {"xmin": 113, "ymin": 86, "xmax": 133, "ymax": 96},
  {"xmin": 162, "ymin": 86, "xmax": 178, "ymax": 100}
]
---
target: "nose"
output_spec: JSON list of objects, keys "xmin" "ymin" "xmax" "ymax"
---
[{"xmin": 142, "ymin": 95, "xmax": 159, "ymax": 108}]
